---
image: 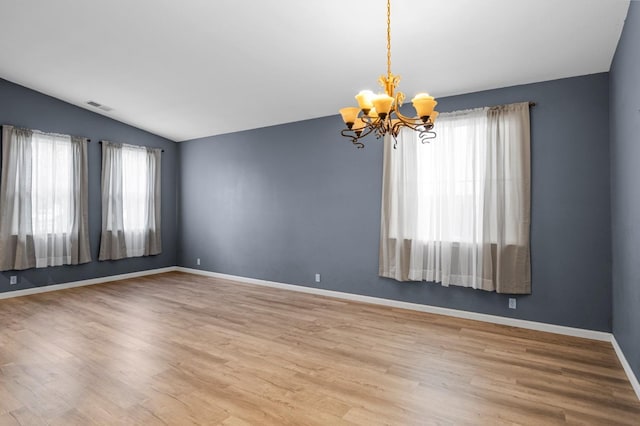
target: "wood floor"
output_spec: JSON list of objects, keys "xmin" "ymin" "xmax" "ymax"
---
[{"xmin": 0, "ymin": 272, "xmax": 638, "ymax": 425}]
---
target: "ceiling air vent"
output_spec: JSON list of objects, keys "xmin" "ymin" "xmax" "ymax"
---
[{"xmin": 86, "ymin": 101, "xmax": 113, "ymax": 112}]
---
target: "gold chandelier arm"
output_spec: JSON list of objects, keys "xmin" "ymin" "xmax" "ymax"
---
[
  {"xmin": 419, "ymin": 130, "xmax": 437, "ymax": 143},
  {"xmin": 391, "ymin": 112, "xmax": 434, "ymax": 133},
  {"xmin": 393, "ymin": 107, "xmax": 422, "ymax": 124},
  {"xmin": 389, "ymin": 119, "xmax": 436, "ymax": 146},
  {"xmin": 361, "ymin": 114, "xmax": 381, "ymax": 125},
  {"xmin": 341, "ymin": 123, "xmax": 379, "ymax": 149},
  {"xmin": 399, "ymin": 119, "xmax": 434, "ymax": 133}
]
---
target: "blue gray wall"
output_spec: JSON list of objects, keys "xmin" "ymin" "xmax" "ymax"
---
[
  {"xmin": 178, "ymin": 73, "xmax": 612, "ymax": 331},
  {"xmin": 610, "ymin": 1, "xmax": 640, "ymax": 380},
  {"xmin": 0, "ymin": 78, "xmax": 178, "ymax": 293}
]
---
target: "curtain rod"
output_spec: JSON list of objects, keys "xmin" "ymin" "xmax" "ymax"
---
[
  {"xmin": 2, "ymin": 125, "xmax": 91, "ymax": 142},
  {"xmin": 98, "ymin": 140, "xmax": 165, "ymax": 152},
  {"xmin": 489, "ymin": 101, "xmax": 536, "ymax": 110}
]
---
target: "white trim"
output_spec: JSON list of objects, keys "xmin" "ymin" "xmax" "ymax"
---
[
  {"xmin": 176, "ymin": 267, "xmax": 611, "ymax": 342},
  {"xmin": 0, "ymin": 266, "xmax": 178, "ymax": 300},
  {"xmin": 611, "ymin": 335, "xmax": 640, "ymax": 400}
]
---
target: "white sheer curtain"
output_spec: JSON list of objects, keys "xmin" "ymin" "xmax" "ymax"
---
[
  {"xmin": 99, "ymin": 141, "xmax": 161, "ymax": 260},
  {"xmin": 379, "ymin": 102, "xmax": 531, "ymax": 293},
  {"xmin": 0, "ymin": 125, "xmax": 91, "ymax": 270}
]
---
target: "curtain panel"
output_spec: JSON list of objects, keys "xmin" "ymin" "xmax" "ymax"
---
[
  {"xmin": 0, "ymin": 125, "xmax": 91, "ymax": 270},
  {"xmin": 379, "ymin": 102, "xmax": 531, "ymax": 294},
  {"xmin": 99, "ymin": 141, "xmax": 162, "ymax": 260}
]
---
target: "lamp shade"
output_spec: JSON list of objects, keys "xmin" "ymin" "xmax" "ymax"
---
[
  {"xmin": 429, "ymin": 111, "xmax": 439, "ymax": 124},
  {"xmin": 372, "ymin": 94, "xmax": 394, "ymax": 115},
  {"xmin": 355, "ymin": 90, "xmax": 374, "ymax": 110},
  {"xmin": 339, "ymin": 107, "xmax": 360, "ymax": 125},
  {"xmin": 411, "ymin": 93, "xmax": 437, "ymax": 118}
]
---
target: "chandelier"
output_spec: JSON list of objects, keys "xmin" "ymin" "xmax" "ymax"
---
[{"xmin": 339, "ymin": 0, "xmax": 438, "ymax": 149}]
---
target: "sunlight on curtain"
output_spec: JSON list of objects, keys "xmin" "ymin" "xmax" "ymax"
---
[
  {"xmin": 0, "ymin": 125, "xmax": 91, "ymax": 270},
  {"xmin": 122, "ymin": 145, "xmax": 149, "ymax": 256},
  {"xmin": 380, "ymin": 102, "xmax": 531, "ymax": 294},
  {"xmin": 99, "ymin": 141, "xmax": 161, "ymax": 260},
  {"xmin": 31, "ymin": 133, "xmax": 74, "ymax": 266}
]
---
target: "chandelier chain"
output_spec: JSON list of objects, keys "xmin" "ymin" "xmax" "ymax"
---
[{"xmin": 386, "ymin": 0, "xmax": 391, "ymax": 79}]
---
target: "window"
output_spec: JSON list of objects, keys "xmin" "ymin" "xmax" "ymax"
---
[
  {"xmin": 379, "ymin": 102, "xmax": 531, "ymax": 294},
  {"xmin": 0, "ymin": 126, "xmax": 91, "ymax": 270},
  {"xmin": 30, "ymin": 133, "xmax": 74, "ymax": 238},
  {"xmin": 99, "ymin": 141, "xmax": 162, "ymax": 260},
  {"xmin": 121, "ymin": 145, "xmax": 150, "ymax": 233}
]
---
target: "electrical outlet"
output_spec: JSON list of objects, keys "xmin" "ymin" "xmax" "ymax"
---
[
  {"xmin": 509, "ymin": 298, "xmax": 517, "ymax": 309},
  {"xmin": 10, "ymin": 276, "xmax": 17, "ymax": 285},
  {"xmin": 315, "ymin": 273, "xmax": 321, "ymax": 283},
  {"xmin": 196, "ymin": 258, "xmax": 201, "ymax": 266}
]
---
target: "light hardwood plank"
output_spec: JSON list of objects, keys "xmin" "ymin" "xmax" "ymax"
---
[{"xmin": 0, "ymin": 271, "xmax": 638, "ymax": 425}]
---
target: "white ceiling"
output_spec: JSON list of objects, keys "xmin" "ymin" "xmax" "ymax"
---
[{"xmin": 0, "ymin": 0, "xmax": 630, "ymax": 142}]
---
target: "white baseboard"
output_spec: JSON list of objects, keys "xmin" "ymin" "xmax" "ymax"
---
[
  {"xmin": 611, "ymin": 336, "xmax": 640, "ymax": 400},
  {"xmin": 176, "ymin": 267, "xmax": 611, "ymax": 341},
  {"xmin": 0, "ymin": 266, "xmax": 178, "ymax": 300}
]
